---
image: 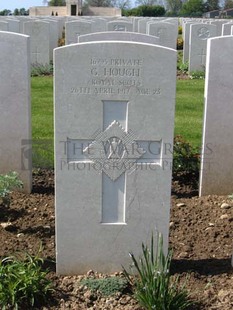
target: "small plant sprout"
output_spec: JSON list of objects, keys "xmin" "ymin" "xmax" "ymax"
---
[
  {"xmin": 0, "ymin": 171, "xmax": 23, "ymax": 207},
  {"xmin": 189, "ymin": 70, "xmax": 205, "ymax": 80},
  {"xmin": 0, "ymin": 249, "xmax": 53, "ymax": 309},
  {"xmin": 123, "ymin": 232, "xmax": 193, "ymax": 310},
  {"xmin": 173, "ymin": 135, "xmax": 200, "ymax": 174},
  {"xmin": 80, "ymin": 277, "xmax": 128, "ymax": 296}
]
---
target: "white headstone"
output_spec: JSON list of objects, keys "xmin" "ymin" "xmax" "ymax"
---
[
  {"xmin": 0, "ymin": 21, "xmax": 8, "ymax": 31},
  {"xmin": 138, "ymin": 18, "xmax": 151, "ymax": 34},
  {"xmin": 6, "ymin": 19, "xmax": 20, "ymax": 33},
  {"xmin": 200, "ymin": 36, "xmax": 233, "ymax": 195},
  {"xmin": 183, "ymin": 22, "xmax": 197, "ymax": 63},
  {"xmin": 19, "ymin": 17, "xmax": 36, "ymax": 33},
  {"xmin": 133, "ymin": 17, "xmax": 141, "ymax": 32},
  {"xmin": 44, "ymin": 19, "xmax": 59, "ymax": 62},
  {"xmin": 54, "ymin": 41, "xmax": 176, "ymax": 274},
  {"xmin": 148, "ymin": 22, "xmax": 178, "ymax": 49},
  {"xmin": 222, "ymin": 22, "xmax": 233, "ymax": 35},
  {"xmin": 189, "ymin": 24, "xmax": 216, "ymax": 72},
  {"xmin": 210, "ymin": 20, "xmax": 227, "ymax": 36},
  {"xmin": 0, "ymin": 31, "xmax": 31, "ymax": 193},
  {"xmin": 78, "ymin": 32, "xmax": 160, "ymax": 44},
  {"xmin": 24, "ymin": 21, "xmax": 50, "ymax": 65},
  {"xmin": 65, "ymin": 20, "xmax": 92, "ymax": 45},
  {"xmin": 92, "ymin": 18, "xmax": 107, "ymax": 32}
]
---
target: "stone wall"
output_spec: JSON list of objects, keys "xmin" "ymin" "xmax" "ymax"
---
[
  {"xmin": 83, "ymin": 6, "xmax": 121, "ymax": 16},
  {"xmin": 29, "ymin": 6, "xmax": 67, "ymax": 17}
]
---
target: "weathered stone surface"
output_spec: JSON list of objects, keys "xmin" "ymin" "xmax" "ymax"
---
[
  {"xmin": 0, "ymin": 31, "xmax": 31, "ymax": 193},
  {"xmin": 54, "ymin": 41, "xmax": 176, "ymax": 274}
]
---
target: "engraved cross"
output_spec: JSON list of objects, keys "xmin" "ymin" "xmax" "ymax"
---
[
  {"xmin": 198, "ymin": 48, "xmax": 206, "ymax": 66},
  {"xmin": 66, "ymin": 100, "xmax": 161, "ymax": 225}
]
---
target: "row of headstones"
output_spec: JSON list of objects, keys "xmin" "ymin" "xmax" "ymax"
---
[
  {"xmin": 0, "ymin": 16, "xmax": 178, "ymax": 65},
  {"xmin": 182, "ymin": 18, "xmax": 233, "ymax": 72},
  {"xmin": 66, "ymin": 17, "xmax": 178, "ymax": 49},
  {"xmin": 0, "ymin": 29, "xmax": 232, "ymax": 273}
]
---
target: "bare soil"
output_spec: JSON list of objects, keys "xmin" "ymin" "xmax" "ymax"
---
[{"xmin": 0, "ymin": 169, "xmax": 232, "ymax": 309}]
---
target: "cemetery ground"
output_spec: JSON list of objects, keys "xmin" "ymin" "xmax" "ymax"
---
[
  {"xmin": 1, "ymin": 169, "xmax": 232, "ymax": 309},
  {"xmin": 0, "ymin": 76, "xmax": 232, "ymax": 309}
]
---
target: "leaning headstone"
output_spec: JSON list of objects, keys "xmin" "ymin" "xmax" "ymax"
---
[
  {"xmin": 78, "ymin": 31, "xmax": 160, "ymax": 44},
  {"xmin": 0, "ymin": 31, "xmax": 31, "ymax": 193},
  {"xmin": 200, "ymin": 36, "xmax": 233, "ymax": 195},
  {"xmin": 24, "ymin": 20, "xmax": 50, "ymax": 65},
  {"xmin": 189, "ymin": 23, "xmax": 216, "ymax": 72},
  {"xmin": 54, "ymin": 41, "xmax": 177, "ymax": 274}
]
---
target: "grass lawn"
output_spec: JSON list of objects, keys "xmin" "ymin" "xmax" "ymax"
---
[
  {"xmin": 31, "ymin": 76, "xmax": 205, "ymax": 168},
  {"xmin": 175, "ymin": 79, "xmax": 205, "ymax": 147},
  {"xmin": 31, "ymin": 76, "xmax": 54, "ymax": 168}
]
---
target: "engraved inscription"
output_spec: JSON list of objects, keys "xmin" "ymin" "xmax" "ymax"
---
[
  {"xmin": 198, "ymin": 48, "xmax": 206, "ymax": 65},
  {"xmin": 113, "ymin": 25, "xmax": 126, "ymax": 31},
  {"xmin": 157, "ymin": 27, "xmax": 167, "ymax": 37},
  {"xmin": 197, "ymin": 27, "xmax": 210, "ymax": 40},
  {"xmin": 69, "ymin": 57, "xmax": 161, "ymax": 96}
]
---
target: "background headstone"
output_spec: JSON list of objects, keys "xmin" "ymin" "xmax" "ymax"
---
[
  {"xmin": 24, "ymin": 21, "xmax": 50, "ymax": 65},
  {"xmin": 0, "ymin": 21, "xmax": 8, "ymax": 31},
  {"xmin": 0, "ymin": 31, "xmax": 31, "ymax": 193},
  {"xmin": 200, "ymin": 36, "xmax": 233, "ymax": 195},
  {"xmin": 148, "ymin": 21, "xmax": 177, "ymax": 49},
  {"xmin": 43, "ymin": 19, "xmax": 59, "ymax": 62},
  {"xmin": 189, "ymin": 24, "xmax": 216, "ymax": 72},
  {"xmin": 183, "ymin": 22, "xmax": 197, "ymax": 63},
  {"xmin": 107, "ymin": 20, "xmax": 133, "ymax": 32},
  {"xmin": 65, "ymin": 20, "xmax": 92, "ymax": 45},
  {"xmin": 6, "ymin": 19, "xmax": 20, "ymax": 33},
  {"xmin": 78, "ymin": 31, "xmax": 160, "ymax": 44},
  {"xmin": 222, "ymin": 22, "xmax": 233, "ymax": 35}
]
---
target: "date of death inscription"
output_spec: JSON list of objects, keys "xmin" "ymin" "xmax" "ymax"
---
[{"xmin": 69, "ymin": 58, "xmax": 161, "ymax": 96}]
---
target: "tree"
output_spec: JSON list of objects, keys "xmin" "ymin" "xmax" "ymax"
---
[
  {"xmin": 166, "ymin": 0, "xmax": 182, "ymax": 14},
  {"xmin": 204, "ymin": 0, "xmax": 219, "ymax": 11},
  {"xmin": 224, "ymin": 0, "xmax": 233, "ymax": 8},
  {"xmin": 0, "ymin": 9, "xmax": 11, "ymax": 15},
  {"xmin": 180, "ymin": 0, "xmax": 204, "ymax": 16},
  {"xmin": 113, "ymin": 0, "xmax": 132, "ymax": 9},
  {"xmin": 84, "ymin": 0, "xmax": 114, "ymax": 6},
  {"xmin": 136, "ymin": 0, "xmax": 158, "ymax": 5},
  {"xmin": 48, "ymin": 0, "xmax": 66, "ymax": 6},
  {"xmin": 19, "ymin": 8, "xmax": 29, "ymax": 15},
  {"xmin": 14, "ymin": 8, "xmax": 19, "ymax": 15},
  {"xmin": 13, "ymin": 7, "xmax": 28, "ymax": 15},
  {"xmin": 124, "ymin": 4, "xmax": 165, "ymax": 15}
]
